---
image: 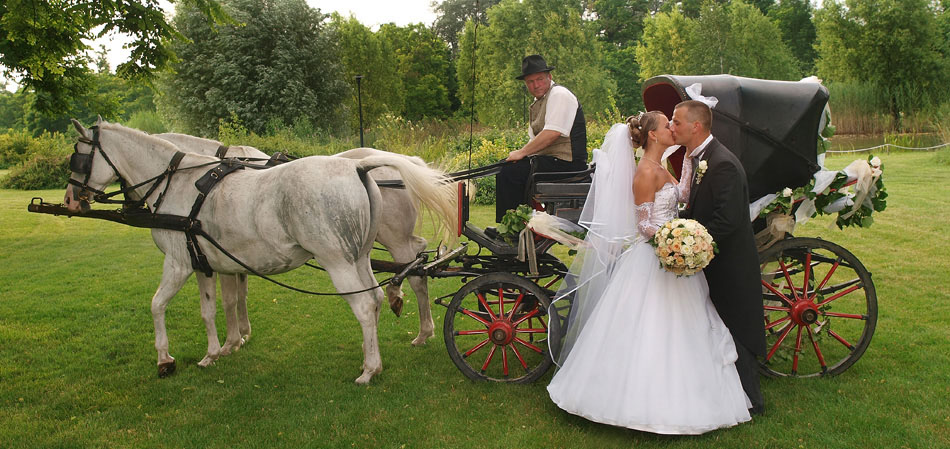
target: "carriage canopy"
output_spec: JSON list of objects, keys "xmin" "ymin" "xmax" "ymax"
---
[{"xmin": 642, "ymin": 74, "xmax": 829, "ymax": 199}]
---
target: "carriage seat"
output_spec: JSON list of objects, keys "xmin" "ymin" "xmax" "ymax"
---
[{"xmin": 527, "ymin": 163, "xmax": 594, "ymax": 223}]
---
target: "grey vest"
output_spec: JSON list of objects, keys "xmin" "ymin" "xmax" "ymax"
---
[{"xmin": 529, "ymin": 85, "xmax": 586, "ymax": 163}]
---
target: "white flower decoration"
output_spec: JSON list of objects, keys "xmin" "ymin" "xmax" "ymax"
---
[
  {"xmin": 695, "ymin": 160, "xmax": 708, "ymax": 185},
  {"xmin": 782, "ymin": 187, "xmax": 793, "ymax": 197},
  {"xmin": 870, "ymin": 156, "xmax": 882, "ymax": 169}
]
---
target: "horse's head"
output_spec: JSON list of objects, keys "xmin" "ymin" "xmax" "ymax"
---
[{"xmin": 65, "ymin": 117, "xmax": 120, "ymax": 213}]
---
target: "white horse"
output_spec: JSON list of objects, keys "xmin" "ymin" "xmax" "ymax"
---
[
  {"xmin": 155, "ymin": 133, "xmax": 438, "ymax": 346},
  {"xmin": 65, "ymin": 119, "xmax": 456, "ymax": 384}
]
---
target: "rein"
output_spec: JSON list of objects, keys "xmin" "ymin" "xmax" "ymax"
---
[{"xmin": 68, "ymin": 130, "xmax": 394, "ymax": 297}]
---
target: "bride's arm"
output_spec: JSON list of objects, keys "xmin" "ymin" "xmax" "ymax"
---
[
  {"xmin": 636, "ymin": 202, "xmax": 659, "ymax": 239},
  {"xmin": 674, "ymin": 154, "xmax": 694, "ymax": 202}
]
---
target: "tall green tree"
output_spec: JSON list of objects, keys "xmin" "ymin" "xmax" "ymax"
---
[
  {"xmin": 457, "ymin": 0, "xmax": 614, "ymax": 127},
  {"xmin": 431, "ymin": 0, "xmax": 501, "ymax": 55},
  {"xmin": 768, "ymin": 0, "xmax": 818, "ymax": 74},
  {"xmin": 159, "ymin": 0, "xmax": 346, "ymax": 136},
  {"xmin": 0, "ymin": 0, "xmax": 227, "ymax": 114},
  {"xmin": 330, "ymin": 14, "xmax": 404, "ymax": 129},
  {"xmin": 637, "ymin": 0, "xmax": 799, "ymax": 81},
  {"xmin": 378, "ymin": 23, "xmax": 456, "ymax": 120},
  {"xmin": 814, "ymin": 0, "xmax": 948, "ymax": 126},
  {"xmin": 588, "ymin": 0, "xmax": 652, "ymax": 113}
]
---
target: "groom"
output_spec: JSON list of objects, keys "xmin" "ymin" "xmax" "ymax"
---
[{"xmin": 672, "ymin": 100, "xmax": 767, "ymax": 415}]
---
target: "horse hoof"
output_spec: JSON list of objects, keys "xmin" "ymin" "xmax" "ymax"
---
[
  {"xmin": 158, "ymin": 360, "xmax": 176, "ymax": 378},
  {"xmin": 389, "ymin": 297, "xmax": 404, "ymax": 317}
]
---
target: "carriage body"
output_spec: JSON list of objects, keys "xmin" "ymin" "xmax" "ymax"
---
[{"xmin": 437, "ymin": 74, "xmax": 877, "ymax": 382}]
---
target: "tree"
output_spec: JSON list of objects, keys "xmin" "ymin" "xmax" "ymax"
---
[
  {"xmin": 379, "ymin": 23, "xmax": 456, "ymax": 120},
  {"xmin": 330, "ymin": 14, "xmax": 404, "ymax": 129},
  {"xmin": 0, "ymin": 0, "xmax": 227, "ymax": 114},
  {"xmin": 768, "ymin": 0, "xmax": 818, "ymax": 74},
  {"xmin": 814, "ymin": 0, "xmax": 948, "ymax": 125},
  {"xmin": 637, "ymin": 0, "xmax": 799, "ymax": 81},
  {"xmin": 588, "ymin": 0, "xmax": 653, "ymax": 113},
  {"xmin": 457, "ymin": 0, "xmax": 614, "ymax": 127},
  {"xmin": 159, "ymin": 0, "xmax": 347, "ymax": 136},
  {"xmin": 431, "ymin": 0, "xmax": 501, "ymax": 56}
]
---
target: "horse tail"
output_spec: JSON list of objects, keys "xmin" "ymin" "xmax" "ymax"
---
[
  {"xmin": 355, "ymin": 166, "xmax": 383, "ymax": 257},
  {"xmin": 356, "ymin": 155, "xmax": 458, "ymax": 245}
]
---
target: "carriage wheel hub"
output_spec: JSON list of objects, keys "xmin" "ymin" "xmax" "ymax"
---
[
  {"xmin": 791, "ymin": 301, "xmax": 820, "ymax": 325},
  {"xmin": 488, "ymin": 320, "xmax": 514, "ymax": 345}
]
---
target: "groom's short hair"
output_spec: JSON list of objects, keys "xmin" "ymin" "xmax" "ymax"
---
[{"xmin": 674, "ymin": 100, "xmax": 712, "ymax": 131}]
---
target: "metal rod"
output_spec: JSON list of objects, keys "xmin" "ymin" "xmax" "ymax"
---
[{"xmin": 356, "ymin": 75, "xmax": 364, "ymax": 147}]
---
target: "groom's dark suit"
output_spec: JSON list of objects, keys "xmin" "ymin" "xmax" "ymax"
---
[{"xmin": 682, "ymin": 137, "xmax": 766, "ymax": 412}]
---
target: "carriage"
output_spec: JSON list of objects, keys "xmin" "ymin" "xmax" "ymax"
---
[
  {"xmin": 411, "ymin": 74, "xmax": 878, "ymax": 382},
  {"xmin": 31, "ymin": 74, "xmax": 877, "ymax": 383}
]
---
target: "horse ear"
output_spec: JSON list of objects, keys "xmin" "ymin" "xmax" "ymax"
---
[{"xmin": 71, "ymin": 119, "xmax": 90, "ymax": 140}]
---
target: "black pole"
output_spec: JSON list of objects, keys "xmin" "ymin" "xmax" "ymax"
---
[
  {"xmin": 356, "ymin": 75, "xmax": 365, "ymax": 147},
  {"xmin": 522, "ymin": 84, "xmax": 527, "ymax": 125}
]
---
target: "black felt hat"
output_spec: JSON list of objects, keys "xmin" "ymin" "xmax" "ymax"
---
[{"xmin": 516, "ymin": 54, "xmax": 555, "ymax": 80}]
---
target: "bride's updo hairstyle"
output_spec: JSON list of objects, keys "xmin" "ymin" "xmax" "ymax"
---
[{"xmin": 626, "ymin": 111, "xmax": 665, "ymax": 148}]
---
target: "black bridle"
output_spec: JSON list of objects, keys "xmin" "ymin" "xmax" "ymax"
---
[{"xmin": 68, "ymin": 126, "xmax": 198, "ymax": 213}]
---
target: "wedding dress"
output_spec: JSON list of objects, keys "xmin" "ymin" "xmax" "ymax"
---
[{"xmin": 547, "ymin": 124, "xmax": 751, "ymax": 435}]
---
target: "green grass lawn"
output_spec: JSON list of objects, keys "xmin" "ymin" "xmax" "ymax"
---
[{"xmin": 1, "ymin": 151, "xmax": 948, "ymax": 448}]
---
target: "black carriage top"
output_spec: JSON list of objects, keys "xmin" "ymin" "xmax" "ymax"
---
[{"xmin": 642, "ymin": 74, "xmax": 829, "ymax": 200}]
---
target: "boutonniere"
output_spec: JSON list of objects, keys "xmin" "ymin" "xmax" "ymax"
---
[{"xmin": 694, "ymin": 160, "xmax": 708, "ymax": 185}]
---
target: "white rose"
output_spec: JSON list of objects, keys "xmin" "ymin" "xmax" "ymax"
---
[
  {"xmin": 698, "ymin": 160, "xmax": 707, "ymax": 170},
  {"xmin": 782, "ymin": 187, "xmax": 793, "ymax": 197},
  {"xmin": 870, "ymin": 156, "xmax": 881, "ymax": 168}
]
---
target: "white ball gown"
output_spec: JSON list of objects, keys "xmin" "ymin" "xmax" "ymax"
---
[{"xmin": 547, "ymin": 181, "xmax": 752, "ymax": 435}]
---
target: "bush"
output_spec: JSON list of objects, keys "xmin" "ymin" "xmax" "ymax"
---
[
  {"xmin": 1, "ymin": 153, "xmax": 70, "ymax": 190},
  {"xmin": 0, "ymin": 129, "xmax": 37, "ymax": 169},
  {"xmin": 124, "ymin": 110, "xmax": 168, "ymax": 134},
  {"xmin": 0, "ymin": 131, "xmax": 72, "ymax": 189}
]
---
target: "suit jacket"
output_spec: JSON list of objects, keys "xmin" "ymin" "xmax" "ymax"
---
[{"xmin": 682, "ymin": 138, "xmax": 766, "ymax": 356}]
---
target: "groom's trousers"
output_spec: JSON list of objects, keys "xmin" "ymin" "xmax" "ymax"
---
[{"xmin": 735, "ymin": 341, "xmax": 765, "ymax": 414}]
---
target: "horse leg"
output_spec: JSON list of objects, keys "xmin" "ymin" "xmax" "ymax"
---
[
  {"xmin": 218, "ymin": 274, "xmax": 246, "ymax": 356},
  {"xmin": 235, "ymin": 273, "xmax": 251, "ymax": 342},
  {"xmin": 152, "ymin": 261, "xmax": 192, "ymax": 377},
  {"xmin": 325, "ymin": 261, "xmax": 384, "ymax": 385},
  {"xmin": 196, "ymin": 272, "xmax": 223, "ymax": 367},
  {"xmin": 401, "ymin": 235, "xmax": 434, "ymax": 345},
  {"xmin": 379, "ymin": 229, "xmax": 434, "ymax": 344}
]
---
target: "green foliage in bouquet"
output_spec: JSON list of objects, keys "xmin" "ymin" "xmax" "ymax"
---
[
  {"xmin": 496, "ymin": 204, "xmax": 533, "ymax": 245},
  {"xmin": 758, "ymin": 155, "xmax": 887, "ymax": 229}
]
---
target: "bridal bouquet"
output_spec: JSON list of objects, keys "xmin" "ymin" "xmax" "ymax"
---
[{"xmin": 650, "ymin": 219, "xmax": 718, "ymax": 276}]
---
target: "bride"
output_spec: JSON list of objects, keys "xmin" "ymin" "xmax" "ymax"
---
[{"xmin": 547, "ymin": 112, "xmax": 752, "ymax": 434}]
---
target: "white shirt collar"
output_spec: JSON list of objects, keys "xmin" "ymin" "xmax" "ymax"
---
[{"xmin": 689, "ymin": 134, "xmax": 714, "ymax": 159}]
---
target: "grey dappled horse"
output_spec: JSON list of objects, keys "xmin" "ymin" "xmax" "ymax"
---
[
  {"xmin": 156, "ymin": 133, "xmax": 439, "ymax": 347},
  {"xmin": 65, "ymin": 119, "xmax": 456, "ymax": 384}
]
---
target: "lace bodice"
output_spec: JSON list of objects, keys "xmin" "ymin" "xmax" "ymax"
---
[{"xmin": 635, "ymin": 182, "xmax": 679, "ymax": 239}]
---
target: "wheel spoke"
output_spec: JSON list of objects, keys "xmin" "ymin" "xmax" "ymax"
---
[
  {"xmin": 512, "ymin": 308, "xmax": 540, "ymax": 326},
  {"xmin": 827, "ymin": 328, "xmax": 855, "ymax": 350},
  {"xmin": 805, "ymin": 324, "xmax": 828, "ymax": 374},
  {"xmin": 813, "ymin": 256, "xmax": 842, "ymax": 293},
  {"xmin": 460, "ymin": 307, "xmax": 491, "ymax": 326},
  {"xmin": 766, "ymin": 320, "xmax": 796, "ymax": 362},
  {"xmin": 464, "ymin": 338, "xmax": 491, "ymax": 358},
  {"xmin": 501, "ymin": 346, "xmax": 510, "ymax": 377},
  {"xmin": 457, "ymin": 329, "xmax": 489, "ymax": 336},
  {"xmin": 792, "ymin": 325, "xmax": 804, "ymax": 375},
  {"xmin": 477, "ymin": 292, "xmax": 498, "ymax": 320},
  {"xmin": 779, "ymin": 259, "xmax": 802, "ymax": 301},
  {"xmin": 513, "ymin": 337, "xmax": 543, "ymax": 354},
  {"xmin": 801, "ymin": 251, "xmax": 812, "ymax": 301},
  {"xmin": 765, "ymin": 315, "xmax": 792, "ymax": 331},
  {"xmin": 506, "ymin": 292, "xmax": 526, "ymax": 321},
  {"xmin": 480, "ymin": 344, "xmax": 498, "ymax": 372},
  {"xmin": 497, "ymin": 288, "xmax": 505, "ymax": 316},
  {"xmin": 510, "ymin": 343, "xmax": 529, "ymax": 370},
  {"xmin": 762, "ymin": 279, "xmax": 795, "ymax": 307},
  {"xmin": 824, "ymin": 311, "xmax": 866, "ymax": 320},
  {"xmin": 817, "ymin": 283, "xmax": 863, "ymax": 308}
]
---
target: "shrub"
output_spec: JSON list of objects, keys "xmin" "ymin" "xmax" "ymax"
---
[
  {"xmin": 124, "ymin": 110, "xmax": 168, "ymax": 134},
  {"xmin": 1, "ymin": 153, "xmax": 70, "ymax": 190},
  {"xmin": 0, "ymin": 131, "xmax": 72, "ymax": 189},
  {"xmin": 0, "ymin": 129, "xmax": 36, "ymax": 169}
]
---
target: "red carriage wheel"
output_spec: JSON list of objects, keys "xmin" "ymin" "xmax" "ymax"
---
[
  {"xmin": 758, "ymin": 237, "xmax": 877, "ymax": 377},
  {"xmin": 443, "ymin": 272, "xmax": 553, "ymax": 383}
]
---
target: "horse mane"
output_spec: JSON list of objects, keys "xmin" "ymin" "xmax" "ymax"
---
[{"xmin": 99, "ymin": 121, "xmax": 210, "ymax": 157}]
